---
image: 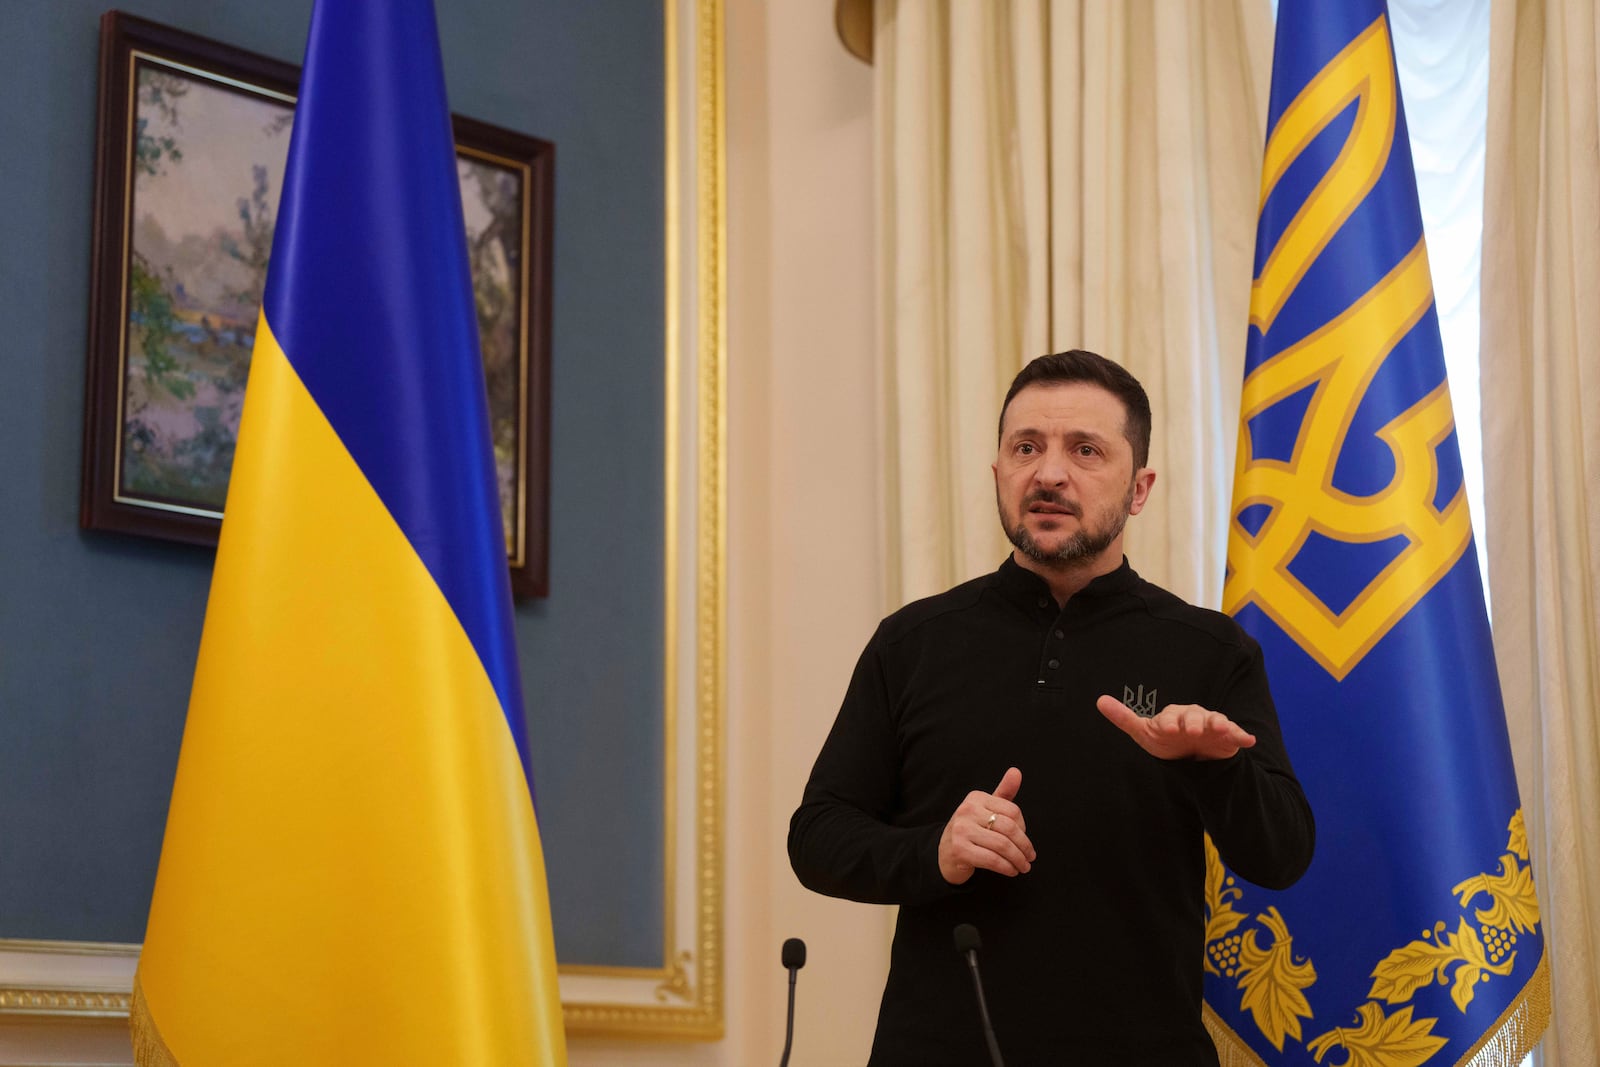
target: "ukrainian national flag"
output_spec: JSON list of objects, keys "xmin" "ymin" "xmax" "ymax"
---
[
  {"xmin": 130, "ymin": 0, "xmax": 566, "ymax": 1063},
  {"xmin": 1206, "ymin": 2, "xmax": 1549, "ymax": 1064}
]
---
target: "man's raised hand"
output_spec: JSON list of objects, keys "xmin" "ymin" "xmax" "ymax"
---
[
  {"xmin": 1095, "ymin": 696, "xmax": 1256, "ymax": 762},
  {"xmin": 937, "ymin": 767, "xmax": 1037, "ymax": 886}
]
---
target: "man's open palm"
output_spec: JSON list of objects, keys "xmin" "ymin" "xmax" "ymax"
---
[{"xmin": 1096, "ymin": 696, "xmax": 1256, "ymax": 761}]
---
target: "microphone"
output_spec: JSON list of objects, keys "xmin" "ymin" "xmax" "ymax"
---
[
  {"xmin": 953, "ymin": 924, "xmax": 1005, "ymax": 1067},
  {"xmin": 779, "ymin": 937, "xmax": 806, "ymax": 1067}
]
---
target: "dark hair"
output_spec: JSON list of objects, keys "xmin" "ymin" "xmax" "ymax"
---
[{"xmin": 997, "ymin": 350, "xmax": 1152, "ymax": 468}]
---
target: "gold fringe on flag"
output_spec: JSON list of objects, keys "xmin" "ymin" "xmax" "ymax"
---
[
  {"xmin": 1459, "ymin": 952, "xmax": 1551, "ymax": 1067},
  {"xmin": 129, "ymin": 973, "xmax": 179, "ymax": 1067},
  {"xmin": 1203, "ymin": 1002, "xmax": 1270, "ymax": 1067}
]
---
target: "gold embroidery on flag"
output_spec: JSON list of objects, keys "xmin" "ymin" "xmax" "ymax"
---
[
  {"xmin": 1250, "ymin": 16, "xmax": 1397, "ymax": 334},
  {"xmin": 1205, "ymin": 813, "xmax": 1544, "ymax": 1064},
  {"xmin": 1367, "ymin": 919, "xmax": 1516, "ymax": 1014},
  {"xmin": 1224, "ymin": 12, "xmax": 1473, "ymax": 682},
  {"xmin": 1225, "ymin": 241, "xmax": 1472, "ymax": 680},
  {"xmin": 1366, "ymin": 812, "xmax": 1540, "ymax": 1015},
  {"xmin": 1204, "ymin": 836, "xmax": 1318, "ymax": 1052},
  {"xmin": 1297, "ymin": 811, "xmax": 1546, "ymax": 1065},
  {"xmin": 1208, "ymin": 958, "xmax": 1550, "ymax": 1067},
  {"xmin": 1306, "ymin": 1002, "xmax": 1449, "ymax": 1066}
]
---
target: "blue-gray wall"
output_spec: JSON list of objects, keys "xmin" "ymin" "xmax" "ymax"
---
[{"xmin": 0, "ymin": 0, "xmax": 665, "ymax": 969}]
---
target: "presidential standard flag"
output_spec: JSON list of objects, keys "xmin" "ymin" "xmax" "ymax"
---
[
  {"xmin": 131, "ymin": 0, "xmax": 566, "ymax": 1062},
  {"xmin": 1206, "ymin": 2, "xmax": 1549, "ymax": 1065}
]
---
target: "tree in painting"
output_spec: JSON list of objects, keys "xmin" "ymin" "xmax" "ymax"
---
[
  {"xmin": 122, "ymin": 66, "xmax": 288, "ymax": 510},
  {"xmin": 119, "ymin": 65, "xmax": 524, "ymax": 551}
]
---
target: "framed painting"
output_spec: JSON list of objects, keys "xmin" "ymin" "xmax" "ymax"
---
[{"xmin": 79, "ymin": 11, "xmax": 553, "ymax": 597}]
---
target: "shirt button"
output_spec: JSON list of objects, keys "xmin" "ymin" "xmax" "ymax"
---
[
  {"xmin": 1048, "ymin": 658, "xmax": 1060, "ymax": 669},
  {"xmin": 1054, "ymin": 629, "xmax": 1065, "ymax": 639},
  {"xmin": 1036, "ymin": 597, "xmax": 1050, "ymax": 609}
]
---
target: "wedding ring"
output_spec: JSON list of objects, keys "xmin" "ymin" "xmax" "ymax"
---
[{"xmin": 986, "ymin": 813, "xmax": 997, "ymax": 830}]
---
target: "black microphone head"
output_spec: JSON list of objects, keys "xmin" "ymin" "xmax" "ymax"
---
[
  {"xmin": 782, "ymin": 937, "xmax": 807, "ymax": 970},
  {"xmin": 953, "ymin": 923, "xmax": 982, "ymax": 955}
]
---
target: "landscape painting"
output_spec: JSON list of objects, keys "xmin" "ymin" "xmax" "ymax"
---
[
  {"xmin": 120, "ymin": 62, "xmax": 289, "ymax": 514},
  {"xmin": 83, "ymin": 13, "xmax": 552, "ymax": 596}
]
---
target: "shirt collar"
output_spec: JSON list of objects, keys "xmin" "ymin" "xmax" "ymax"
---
[{"xmin": 993, "ymin": 554, "xmax": 1139, "ymax": 614}]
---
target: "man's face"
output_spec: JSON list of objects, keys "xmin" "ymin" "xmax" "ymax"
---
[{"xmin": 992, "ymin": 381, "xmax": 1154, "ymax": 569}]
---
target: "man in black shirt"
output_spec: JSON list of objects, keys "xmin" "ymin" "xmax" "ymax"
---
[{"xmin": 788, "ymin": 350, "xmax": 1314, "ymax": 1065}]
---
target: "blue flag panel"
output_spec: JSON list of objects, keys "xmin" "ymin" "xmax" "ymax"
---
[{"xmin": 1208, "ymin": 2, "xmax": 1549, "ymax": 1064}]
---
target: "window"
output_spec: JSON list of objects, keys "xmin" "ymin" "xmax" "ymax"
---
[{"xmin": 1391, "ymin": 0, "xmax": 1493, "ymax": 608}]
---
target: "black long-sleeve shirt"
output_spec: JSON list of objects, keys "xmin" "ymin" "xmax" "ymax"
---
[{"xmin": 788, "ymin": 558, "xmax": 1314, "ymax": 1065}]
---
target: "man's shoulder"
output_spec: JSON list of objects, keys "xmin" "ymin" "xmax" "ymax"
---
[
  {"xmin": 1123, "ymin": 572, "xmax": 1253, "ymax": 653},
  {"xmin": 875, "ymin": 572, "xmax": 997, "ymax": 645}
]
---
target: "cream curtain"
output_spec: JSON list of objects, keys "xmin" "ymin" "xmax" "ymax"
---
[
  {"xmin": 873, "ymin": 0, "xmax": 1273, "ymax": 608},
  {"xmin": 1481, "ymin": 1, "xmax": 1600, "ymax": 1063}
]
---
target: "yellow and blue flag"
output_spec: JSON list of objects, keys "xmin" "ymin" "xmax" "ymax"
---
[
  {"xmin": 131, "ymin": 0, "xmax": 566, "ymax": 1063},
  {"xmin": 1209, "ymin": 1, "xmax": 1548, "ymax": 1064}
]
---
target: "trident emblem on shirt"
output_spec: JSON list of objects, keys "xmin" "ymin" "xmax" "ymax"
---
[{"xmin": 1123, "ymin": 685, "xmax": 1159, "ymax": 717}]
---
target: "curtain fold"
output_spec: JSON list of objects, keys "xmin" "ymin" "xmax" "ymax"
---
[
  {"xmin": 875, "ymin": 0, "xmax": 1271, "ymax": 608},
  {"xmin": 1482, "ymin": 2, "xmax": 1600, "ymax": 1064}
]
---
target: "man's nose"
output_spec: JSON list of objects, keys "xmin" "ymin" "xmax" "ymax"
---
[{"xmin": 1035, "ymin": 450, "xmax": 1072, "ymax": 486}]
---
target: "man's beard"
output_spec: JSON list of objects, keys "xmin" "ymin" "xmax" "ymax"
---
[{"xmin": 1002, "ymin": 483, "xmax": 1135, "ymax": 566}]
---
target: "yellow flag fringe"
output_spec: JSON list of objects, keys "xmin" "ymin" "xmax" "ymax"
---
[
  {"xmin": 129, "ymin": 974, "xmax": 179, "ymax": 1067},
  {"xmin": 1459, "ymin": 952, "xmax": 1551, "ymax": 1067}
]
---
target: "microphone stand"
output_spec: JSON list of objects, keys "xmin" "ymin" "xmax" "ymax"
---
[
  {"xmin": 780, "ymin": 965, "xmax": 798, "ymax": 1067},
  {"xmin": 954, "ymin": 924, "xmax": 1005, "ymax": 1067},
  {"xmin": 961, "ymin": 948, "xmax": 1005, "ymax": 1067}
]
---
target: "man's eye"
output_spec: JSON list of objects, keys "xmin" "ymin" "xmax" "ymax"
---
[{"xmin": 1017, "ymin": 443, "xmax": 1037, "ymax": 455}]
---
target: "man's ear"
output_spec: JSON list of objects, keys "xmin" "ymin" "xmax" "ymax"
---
[{"xmin": 1127, "ymin": 468, "xmax": 1157, "ymax": 515}]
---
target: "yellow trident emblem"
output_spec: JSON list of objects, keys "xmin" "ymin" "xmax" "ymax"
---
[{"xmin": 1222, "ymin": 16, "xmax": 1473, "ymax": 681}]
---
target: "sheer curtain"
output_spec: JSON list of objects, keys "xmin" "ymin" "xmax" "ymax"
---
[
  {"xmin": 1481, "ymin": 1, "xmax": 1600, "ymax": 1063},
  {"xmin": 873, "ymin": 0, "xmax": 1272, "ymax": 608}
]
